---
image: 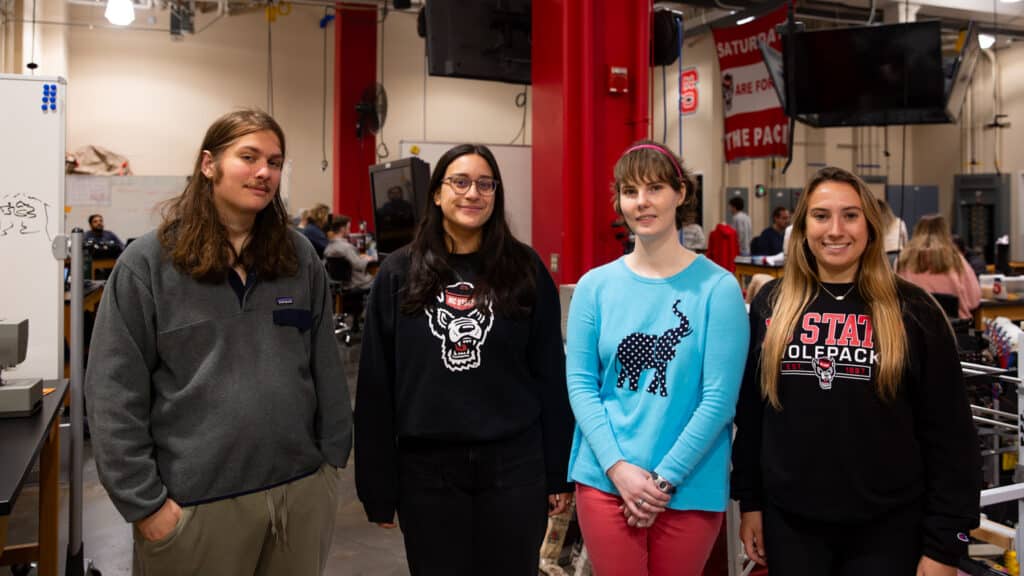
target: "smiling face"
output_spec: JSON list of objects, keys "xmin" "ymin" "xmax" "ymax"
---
[
  {"xmin": 618, "ymin": 179, "xmax": 685, "ymax": 241},
  {"xmin": 433, "ymin": 153, "xmax": 496, "ymax": 247},
  {"xmin": 202, "ymin": 130, "xmax": 283, "ymax": 223},
  {"xmin": 804, "ymin": 180, "xmax": 868, "ymax": 282}
]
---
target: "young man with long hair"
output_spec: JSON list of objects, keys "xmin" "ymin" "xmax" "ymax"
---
[
  {"xmin": 355, "ymin": 143, "xmax": 574, "ymax": 575},
  {"xmin": 85, "ymin": 109, "xmax": 352, "ymax": 575},
  {"xmin": 732, "ymin": 167, "xmax": 980, "ymax": 576}
]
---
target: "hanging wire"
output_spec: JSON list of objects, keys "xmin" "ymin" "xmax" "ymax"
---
[
  {"xmin": 677, "ymin": 13, "xmax": 684, "ymax": 159},
  {"xmin": 321, "ymin": 7, "xmax": 330, "ymax": 171},
  {"xmin": 422, "ymin": 54, "xmax": 428, "ymax": 140},
  {"xmin": 27, "ymin": 0, "xmax": 37, "ymax": 73},
  {"xmin": 509, "ymin": 88, "xmax": 528, "ymax": 144},
  {"xmin": 377, "ymin": 5, "xmax": 388, "ymax": 160},
  {"xmin": 266, "ymin": 19, "xmax": 274, "ymax": 114},
  {"xmin": 661, "ymin": 64, "xmax": 668, "ymax": 144}
]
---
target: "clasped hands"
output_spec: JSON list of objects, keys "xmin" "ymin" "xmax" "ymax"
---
[{"xmin": 608, "ymin": 461, "xmax": 671, "ymax": 528}]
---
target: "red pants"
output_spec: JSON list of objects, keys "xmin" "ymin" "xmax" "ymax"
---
[{"xmin": 575, "ymin": 484, "xmax": 723, "ymax": 576}]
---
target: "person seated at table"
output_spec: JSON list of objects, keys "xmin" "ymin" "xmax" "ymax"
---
[
  {"xmin": 897, "ymin": 214, "xmax": 980, "ymax": 320},
  {"xmin": 325, "ymin": 216, "xmax": 374, "ymax": 291},
  {"xmin": 302, "ymin": 203, "xmax": 330, "ymax": 258},
  {"xmin": 750, "ymin": 206, "xmax": 789, "ymax": 256},
  {"xmin": 86, "ymin": 213, "xmax": 125, "ymax": 252}
]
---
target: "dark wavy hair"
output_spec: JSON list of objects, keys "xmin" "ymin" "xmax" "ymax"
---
[
  {"xmin": 401, "ymin": 144, "xmax": 536, "ymax": 318},
  {"xmin": 158, "ymin": 109, "xmax": 298, "ymax": 282}
]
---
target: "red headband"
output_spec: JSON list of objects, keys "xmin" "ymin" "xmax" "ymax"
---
[{"xmin": 624, "ymin": 144, "xmax": 684, "ymax": 181}]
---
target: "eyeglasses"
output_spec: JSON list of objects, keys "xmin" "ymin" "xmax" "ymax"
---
[{"xmin": 442, "ymin": 175, "xmax": 499, "ymax": 196}]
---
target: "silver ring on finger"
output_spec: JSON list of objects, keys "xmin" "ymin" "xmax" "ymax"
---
[{"xmin": 636, "ymin": 498, "xmax": 645, "ymax": 508}]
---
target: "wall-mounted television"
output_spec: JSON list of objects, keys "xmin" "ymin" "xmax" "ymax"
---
[
  {"xmin": 368, "ymin": 157, "xmax": 430, "ymax": 255},
  {"xmin": 765, "ymin": 20, "xmax": 980, "ymax": 127},
  {"xmin": 425, "ymin": 0, "xmax": 531, "ymax": 85}
]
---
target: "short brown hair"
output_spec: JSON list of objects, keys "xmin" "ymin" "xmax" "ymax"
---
[{"xmin": 611, "ymin": 140, "xmax": 696, "ymax": 230}]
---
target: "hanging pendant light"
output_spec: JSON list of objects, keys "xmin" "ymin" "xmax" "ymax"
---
[{"xmin": 105, "ymin": 0, "xmax": 135, "ymax": 26}]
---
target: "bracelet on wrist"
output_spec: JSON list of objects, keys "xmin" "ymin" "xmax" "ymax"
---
[{"xmin": 650, "ymin": 471, "xmax": 676, "ymax": 495}]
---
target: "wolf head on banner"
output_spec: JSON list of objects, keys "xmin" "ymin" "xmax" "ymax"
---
[
  {"xmin": 426, "ymin": 281, "xmax": 494, "ymax": 372},
  {"xmin": 813, "ymin": 356, "xmax": 836, "ymax": 390}
]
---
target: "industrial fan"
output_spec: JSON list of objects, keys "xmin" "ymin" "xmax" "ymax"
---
[{"xmin": 355, "ymin": 83, "xmax": 388, "ymax": 138}]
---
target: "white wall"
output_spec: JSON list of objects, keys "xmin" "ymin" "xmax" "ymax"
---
[
  {"xmin": 62, "ymin": 3, "xmax": 335, "ymax": 224},
  {"xmin": 4, "ymin": 2, "xmax": 531, "ymax": 235}
]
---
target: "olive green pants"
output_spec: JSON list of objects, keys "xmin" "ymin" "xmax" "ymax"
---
[{"xmin": 133, "ymin": 464, "xmax": 340, "ymax": 576}]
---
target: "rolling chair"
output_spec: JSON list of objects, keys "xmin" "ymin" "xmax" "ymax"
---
[{"xmin": 324, "ymin": 256, "xmax": 369, "ymax": 346}]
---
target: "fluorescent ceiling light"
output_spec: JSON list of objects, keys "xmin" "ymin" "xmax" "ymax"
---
[
  {"xmin": 105, "ymin": 0, "xmax": 135, "ymax": 26},
  {"xmin": 979, "ymin": 33, "xmax": 996, "ymax": 49},
  {"xmin": 737, "ymin": 15, "xmax": 755, "ymax": 25},
  {"xmin": 1000, "ymin": 0, "xmax": 1021, "ymax": 4}
]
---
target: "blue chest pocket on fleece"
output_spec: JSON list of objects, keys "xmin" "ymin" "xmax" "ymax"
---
[{"xmin": 273, "ymin": 308, "xmax": 313, "ymax": 333}]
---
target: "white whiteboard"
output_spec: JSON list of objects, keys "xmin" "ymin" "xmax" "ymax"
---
[
  {"xmin": 399, "ymin": 141, "xmax": 532, "ymax": 244},
  {"xmin": 66, "ymin": 175, "xmax": 187, "ymax": 240},
  {"xmin": 0, "ymin": 75, "xmax": 66, "ymax": 381}
]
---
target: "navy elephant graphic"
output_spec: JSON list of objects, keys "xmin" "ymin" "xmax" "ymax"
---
[{"xmin": 614, "ymin": 299, "xmax": 693, "ymax": 397}]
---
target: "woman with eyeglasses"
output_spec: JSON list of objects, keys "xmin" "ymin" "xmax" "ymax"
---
[
  {"xmin": 732, "ymin": 167, "xmax": 980, "ymax": 576},
  {"xmin": 565, "ymin": 141, "xmax": 749, "ymax": 575},
  {"xmin": 355, "ymin": 143, "xmax": 575, "ymax": 575}
]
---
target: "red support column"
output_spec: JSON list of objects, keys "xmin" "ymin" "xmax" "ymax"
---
[
  {"xmin": 532, "ymin": 0, "xmax": 651, "ymax": 284},
  {"xmin": 333, "ymin": 3, "xmax": 378, "ymax": 230}
]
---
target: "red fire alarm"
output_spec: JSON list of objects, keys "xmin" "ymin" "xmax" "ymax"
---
[{"xmin": 608, "ymin": 66, "xmax": 629, "ymax": 94}]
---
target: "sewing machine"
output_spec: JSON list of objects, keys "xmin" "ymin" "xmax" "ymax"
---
[{"xmin": 0, "ymin": 320, "xmax": 43, "ymax": 417}]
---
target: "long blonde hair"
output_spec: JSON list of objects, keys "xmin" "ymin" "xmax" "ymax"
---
[
  {"xmin": 898, "ymin": 214, "xmax": 964, "ymax": 275},
  {"xmin": 760, "ymin": 167, "xmax": 907, "ymax": 409}
]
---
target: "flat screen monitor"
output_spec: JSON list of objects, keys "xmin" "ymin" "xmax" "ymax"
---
[
  {"xmin": 789, "ymin": 21, "xmax": 945, "ymax": 126},
  {"xmin": 425, "ymin": 0, "xmax": 531, "ymax": 85},
  {"xmin": 773, "ymin": 20, "xmax": 979, "ymax": 127},
  {"xmin": 369, "ymin": 157, "xmax": 431, "ymax": 255}
]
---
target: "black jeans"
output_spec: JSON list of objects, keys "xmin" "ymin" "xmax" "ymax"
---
[
  {"xmin": 762, "ymin": 500, "xmax": 924, "ymax": 576},
  {"xmin": 397, "ymin": 425, "xmax": 548, "ymax": 576}
]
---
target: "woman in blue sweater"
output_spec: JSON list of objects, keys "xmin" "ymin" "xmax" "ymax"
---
[{"xmin": 565, "ymin": 141, "xmax": 749, "ymax": 575}]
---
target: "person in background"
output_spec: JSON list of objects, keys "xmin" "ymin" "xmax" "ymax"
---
[
  {"xmin": 355, "ymin": 143, "xmax": 574, "ymax": 575},
  {"xmin": 898, "ymin": 214, "xmax": 981, "ymax": 320},
  {"xmin": 325, "ymin": 215, "xmax": 374, "ymax": 291},
  {"xmin": 677, "ymin": 206, "xmax": 706, "ymax": 251},
  {"xmin": 732, "ymin": 167, "xmax": 980, "ymax": 576},
  {"xmin": 566, "ymin": 141, "xmax": 749, "ymax": 575},
  {"xmin": 728, "ymin": 196, "xmax": 752, "ymax": 256},
  {"xmin": 751, "ymin": 206, "xmax": 789, "ymax": 256},
  {"xmin": 84, "ymin": 109, "xmax": 352, "ymax": 576},
  {"xmin": 86, "ymin": 213, "xmax": 125, "ymax": 250},
  {"xmin": 878, "ymin": 198, "xmax": 909, "ymax": 266},
  {"xmin": 302, "ymin": 203, "xmax": 330, "ymax": 258}
]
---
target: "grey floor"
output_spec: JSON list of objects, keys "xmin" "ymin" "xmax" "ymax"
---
[{"xmin": 5, "ymin": 343, "xmax": 410, "ymax": 576}]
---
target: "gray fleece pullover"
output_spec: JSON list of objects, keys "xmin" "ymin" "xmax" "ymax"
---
[{"xmin": 84, "ymin": 229, "xmax": 352, "ymax": 522}]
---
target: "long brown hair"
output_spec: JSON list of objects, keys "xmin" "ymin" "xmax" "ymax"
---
[
  {"xmin": 401, "ymin": 144, "xmax": 536, "ymax": 318},
  {"xmin": 760, "ymin": 167, "xmax": 906, "ymax": 408},
  {"xmin": 898, "ymin": 214, "xmax": 964, "ymax": 275},
  {"xmin": 158, "ymin": 109, "xmax": 298, "ymax": 282}
]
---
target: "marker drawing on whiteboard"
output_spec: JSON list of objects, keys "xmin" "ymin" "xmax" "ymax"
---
[{"xmin": 0, "ymin": 194, "xmax": 53, "ymax": 241}]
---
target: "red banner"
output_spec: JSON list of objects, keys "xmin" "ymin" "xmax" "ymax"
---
[{"xmin": 712, "ymin": 5, "xmax": 789, "ymax": 162}]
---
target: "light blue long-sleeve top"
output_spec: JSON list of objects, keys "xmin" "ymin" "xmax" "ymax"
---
[{"xmin": 566, "ymin": 255, "xmax": 749, "ymax": 512}]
